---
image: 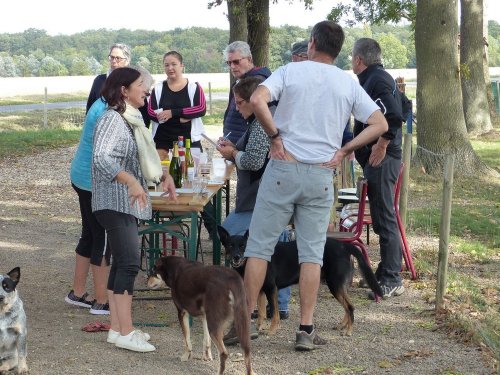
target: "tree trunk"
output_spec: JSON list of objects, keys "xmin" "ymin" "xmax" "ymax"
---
[
  {"xmin": 227, "ymin": 0, "xmax": 248, "ymax": 87},
  {"xmin": 460, "ymin": 0, "xmax": 492, "ymax": 134},
  {"xmin": 247, "ymin": 0, "xmax": 270, "ymax": 67},
  {"xmin": 483, "ymin": 1, "xmax": 495, "ymax": 116},
  {"xmin": 415, "ymin": 0, "xmax": 488, "ymax": 176},
  {"xmin": 227, "ymin": 0, "xmax": 248, "ymax": 44}
]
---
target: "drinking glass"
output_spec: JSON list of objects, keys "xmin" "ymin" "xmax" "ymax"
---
[{"xmin": 192, "ymin": 177, "xmax": 207, "ymax": 202}]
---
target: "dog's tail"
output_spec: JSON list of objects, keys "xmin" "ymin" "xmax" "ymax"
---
[
  {"xmin": 230, "ymin": 277, "xmax": 252, "ymax": 370},
  {"xmin": 345, "ymin": 244, "xmax": 383, "ymax": 297}
]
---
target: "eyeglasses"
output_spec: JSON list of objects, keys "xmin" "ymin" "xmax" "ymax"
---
[
  {"xmin": 108, "ymin": 55, "xmax": 127, "ymax": 62},
  {"xmin": 225, "ymin": 57, "xmax": 247, "ymax": 66}
]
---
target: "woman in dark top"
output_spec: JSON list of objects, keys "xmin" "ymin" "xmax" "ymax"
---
[
  {"xmin": 147, "ymin": 51, "xmax": 206, "ymax": 160},
  {"xmin": 86, "ymin": 43, "xmax": 131, "ymax": 113}
]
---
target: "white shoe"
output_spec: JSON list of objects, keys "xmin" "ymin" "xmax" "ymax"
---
[
  {"xmin": 107, "ymin": 329, "xmax": 151, "ymax": 344},
  {"xmin": 115, "ymin": 330, "xmax": 155, "ymax": 352}
]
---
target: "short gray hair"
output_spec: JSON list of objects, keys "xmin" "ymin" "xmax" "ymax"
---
[
  {"xmin": 109, "ymin": 43, "xmax": 132, "ymax": 63},
  {"xmin": 352, "ymin": 38, "xmax": 382, "ymax": 66},
  {"xmin": 132, "ymin": 65, "xmax": 154, "ymax": 90},
  {"xmin": 223, "ymin": 41, "xmax": 252, "ymax": 60}
]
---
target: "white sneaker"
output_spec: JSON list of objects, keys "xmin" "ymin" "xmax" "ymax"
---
[
  {"xmin": 107, "ymin": 329, "xmax": 151, "ymax": 344},
  {"xmin": 115, "ymin": 330, "xmax": 155, "ymax": 352}
]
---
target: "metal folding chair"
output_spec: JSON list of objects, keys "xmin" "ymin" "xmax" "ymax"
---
[{"xmin": 327, "ymin": 178, "xmax": 370, "ymax": 264}]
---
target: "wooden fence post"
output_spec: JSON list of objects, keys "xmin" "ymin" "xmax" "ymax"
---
[
  {"xmin": 400, "ymin": 133, "xmax": 412, "ymax": 228},
  {"xmin": 435, "ymin": 154, "xmax": 455, "ymax": 312},
  {"xmin": 43, "ymin": 87, "xmax": 48, "ymax": 128}
]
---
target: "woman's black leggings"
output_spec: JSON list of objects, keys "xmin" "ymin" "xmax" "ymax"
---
[{"xmin": 94, "ymin": 210, "xmax": 140, "ymax": 294}]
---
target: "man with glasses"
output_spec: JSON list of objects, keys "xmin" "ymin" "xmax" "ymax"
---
[{"xmin": 222, "ymin": 41, "xmax": 272, "ymax": 144}]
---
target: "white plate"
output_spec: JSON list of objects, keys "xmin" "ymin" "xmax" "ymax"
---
[
  {"xmin": 176, "ymin": 187, "xmax": 208, "ymax": 194},
  {"xmin": 149, "ymin": 191, "xmax": 178, "ymax": 197},
  {"xmin": 207, "ymin": 180, "xmax": 224, "ymax": 185}
]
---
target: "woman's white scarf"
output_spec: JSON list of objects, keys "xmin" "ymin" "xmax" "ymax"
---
[{"xmin": 122, "ymin": 104, "xmax": 163, "ymax": 184}]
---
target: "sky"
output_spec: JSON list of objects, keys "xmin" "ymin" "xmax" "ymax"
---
[{"xmin": 1, "ymin": 0, "xmax": 499, "ymax": 36}]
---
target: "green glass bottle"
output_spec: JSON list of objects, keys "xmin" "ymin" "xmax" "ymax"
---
[{"xmin": 169, "ymin": 142, "xmax": 183, "ymax": 188}]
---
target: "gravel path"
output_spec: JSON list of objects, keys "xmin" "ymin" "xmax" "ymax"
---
[{"xmin": 0, "ymin": 146, "xmax": 494, "ymax": 375}]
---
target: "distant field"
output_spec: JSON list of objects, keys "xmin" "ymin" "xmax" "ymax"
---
[
  {"xmin": 0, "ymin": 73, "xmax": 231, "ymax": 97},
  {"xmin": 1, "ymin": 68, "xmax": 498, "ymax": 98}
]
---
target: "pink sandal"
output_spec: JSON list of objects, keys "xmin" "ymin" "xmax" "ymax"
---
[{"xmin": 82, "ymin": 321, "xmax": 111, "ymax": 332}]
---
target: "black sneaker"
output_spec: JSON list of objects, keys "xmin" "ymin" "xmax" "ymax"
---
[
  {"xmin": 64, "ymin": 290, "xmax": 93, "ymax": 308},
  {"xmin": 90, "ymin": 301, "xmax": 110, "ymax": 315},
  {"xmin": 295, "ymin": 329, "xmax": 328, "ymax": 351},
  {"xmin": 368, "ymin": 284, "xmax": 405, "ymax": 300}
]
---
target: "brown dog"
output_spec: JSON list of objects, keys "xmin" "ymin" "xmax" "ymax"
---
[{"xmin": 148, "ymin": 256, "xmax": 254, "ymax": 375}]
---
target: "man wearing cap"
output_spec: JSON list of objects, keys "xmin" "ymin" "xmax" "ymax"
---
[{"xmin": 291, "ymin": 40, "xmax": 309, "ymax": 62}]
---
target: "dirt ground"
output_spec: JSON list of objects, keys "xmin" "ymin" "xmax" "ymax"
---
[{"xmin": 0, "ymin": 146, "xmax": 495, "ymax": 375}]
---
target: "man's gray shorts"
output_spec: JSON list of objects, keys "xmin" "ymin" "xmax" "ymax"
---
[{"xmin": 244, "ymin": 159, "xmax": 334, "ymax": 265}]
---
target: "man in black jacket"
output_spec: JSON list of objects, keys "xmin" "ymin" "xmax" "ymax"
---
[
  {"xmin": 223, "ymin": 41, "xmax": 272, "ymax": 144},
  {"xmin": 352, "ymin": 38, "xmax": 405, "ymax": 299}
]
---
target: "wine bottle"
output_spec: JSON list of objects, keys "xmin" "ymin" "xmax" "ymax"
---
[
  {"xmin": 178, "ymin": 136, "xmax": 186, "ymax": 178},
  {"xmin": 169, "ymin": 142, "xmax": 183, "ymax": 188},
  {"xmin": 185, "ymin": 138, "xmax": 195, "ymax": 184}
]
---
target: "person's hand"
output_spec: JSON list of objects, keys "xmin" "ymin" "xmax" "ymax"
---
[
  {"xmin": 179, "ymin": 117, "xmax": 189, "ymax": 123},
  {"xmin": 127, "ymin": 178, "xmax": 148, "ymax": 209},
  {"xmin": 157, "ymin": 109, "xmax": 172, "ymax": 122},
  {"xmin": 269, "ymin": 137, "xmax": 286, "ymax": 160},
  {"xmin": 217, "ymin": 138, "xmax": 234, "ymax": 148},
  {"xmin": 161, "ymin": 174, "xmax": 177, "ymax": 202},
  {"xmin": 322, "ymin": 148, "xmax": 346, "ymax": 170},
  {"xmin": 369, "ymin": 143, "xmax": 387, "ymax": 167},
  {"xmin": 217, "ymin": 144, "xmax": 235, "ymax": 160}
]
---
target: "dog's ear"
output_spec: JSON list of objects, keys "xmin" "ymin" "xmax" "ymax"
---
[
  {"xmin": 7, "ymin": 267, "xmax": 20, "ymax": 284},
  {"xmin": 217, "ymin": 225, "xmax": 230, "ymax": 246},
  {"xmin": 244, "ymin": 230, "xmax": 249, "ymax": 239}
]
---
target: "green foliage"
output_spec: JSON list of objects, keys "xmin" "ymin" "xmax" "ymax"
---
[
  {"xmin": 378, "ymin": 33, "xmax": 408, "ymax": 68},
  {"xmin": 0, "ymin": 19, "xmax": 498, "ymax": 77},
  {"xmin": 0, "ymin": 22, "xmax": 455, "ymax": 77},
  {"xmin": 330, "ymin": 0, "xmax": 416, "ymax": 26}
]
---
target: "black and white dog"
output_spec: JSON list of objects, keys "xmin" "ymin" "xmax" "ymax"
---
[{"xmin": 0, "ymin": 267, "xmax": 28, "ymax": 374}]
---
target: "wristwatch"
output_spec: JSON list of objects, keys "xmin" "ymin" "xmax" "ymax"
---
[{"xmin": 268, "ymin": 129, "xmax": 280, "ymax": 139}]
